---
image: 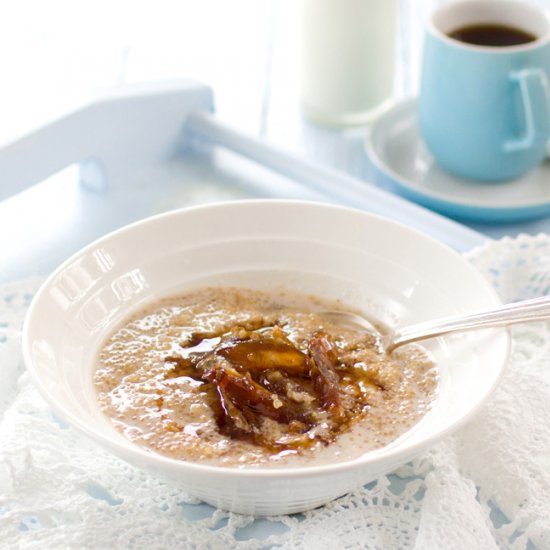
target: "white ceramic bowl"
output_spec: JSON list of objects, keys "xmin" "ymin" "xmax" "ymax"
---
[{"xmin": 23, "ymin": 200, "xmax": 510, "ymax": 516}]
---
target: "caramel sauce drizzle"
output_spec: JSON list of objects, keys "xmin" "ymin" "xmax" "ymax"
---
[{"xmin": 163, "ymin": 324, "xmax": 384, "ymax": 451}]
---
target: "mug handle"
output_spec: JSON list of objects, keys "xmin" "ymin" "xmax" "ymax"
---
[{"xmin": 504, "ymin": 68, "xmax": 550, "ymax": 152}]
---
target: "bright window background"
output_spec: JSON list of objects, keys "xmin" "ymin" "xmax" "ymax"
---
[
  {"xmin": 1, "ymin": 0, "xmax": 549, "ymax": 145},
  {"xmin": 0, "ymin": 0, "xmax": 444, "ymax": 143}
]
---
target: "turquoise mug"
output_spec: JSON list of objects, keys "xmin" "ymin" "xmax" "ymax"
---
[{"xmin": 419, "ymin": 0, "xmax": 550, "ymax": 181}]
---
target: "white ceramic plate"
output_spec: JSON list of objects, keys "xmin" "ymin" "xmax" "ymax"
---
[
  {"xmin": 22, "ymin": 200, "xmax": 510, "ymax": 515},
  {"xmin": 366, "ymin": 99, "xmax": 550, "ymax": 223}
]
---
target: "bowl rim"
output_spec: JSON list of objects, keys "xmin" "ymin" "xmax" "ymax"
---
[{"xmin": 22, "ymin": 199, "xmax": 511, "ymax": 479}]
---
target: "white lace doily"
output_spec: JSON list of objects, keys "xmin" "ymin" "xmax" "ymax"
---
[{"xmin": 2, "ymin": 234, "xmax": 550, "ymax": 550}]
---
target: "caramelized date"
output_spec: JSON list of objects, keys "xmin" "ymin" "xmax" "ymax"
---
[
  {"xmin": 308, "ymin": 336, "xmax": 342, "ymax": 414},
  {"xmin": 207, "ymin": 365, "xmax": 310, "ymax": 424},
  {"xmin": 218, "ymin": 338, "xmax": 308, "ymax": 375},
  {"xmin": 215, "ymin": 383, "xmax": 255, "ymax": 435}
]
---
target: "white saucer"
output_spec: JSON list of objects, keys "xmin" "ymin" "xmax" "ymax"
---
[{"xmin": 366, "ymin": 99, "xmax": 550, "ymax": 223}]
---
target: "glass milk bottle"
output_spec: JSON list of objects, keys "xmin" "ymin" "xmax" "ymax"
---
[{"xmin": 300, "ymin": 0, "xmax": 398, "ymax": 126}]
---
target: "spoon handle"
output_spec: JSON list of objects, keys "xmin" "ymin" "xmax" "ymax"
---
[{"xmin": 391, "ymin": 294, "xmax": 550, "ymax": 350}]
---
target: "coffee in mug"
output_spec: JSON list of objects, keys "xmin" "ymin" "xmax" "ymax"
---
[{"xmin": 419, "ymin": 0, "xmax": 550, "ymax": 181}]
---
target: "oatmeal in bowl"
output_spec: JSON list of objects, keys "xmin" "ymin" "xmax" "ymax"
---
[
  {"xmin": 23, "ymin": 200, "xmax": 510, "ymax": 515},
  {"xmin": 95, "ymin": 287, "xmax": 438, "ymax": 468}
]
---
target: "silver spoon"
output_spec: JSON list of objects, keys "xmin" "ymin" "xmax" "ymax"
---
[{"xmin": 321, "ymin": 295, "xmax": 550, "ymax": 353}]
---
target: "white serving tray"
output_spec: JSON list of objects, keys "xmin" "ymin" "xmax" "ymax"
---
[{"xmin": 0, "ymin": 80, "xmax": 486, "ymax": 284}]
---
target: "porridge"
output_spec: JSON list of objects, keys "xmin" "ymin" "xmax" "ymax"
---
[{"xmin": 94, "ymin": 287, "xmax": 438, "ymax": 467}]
